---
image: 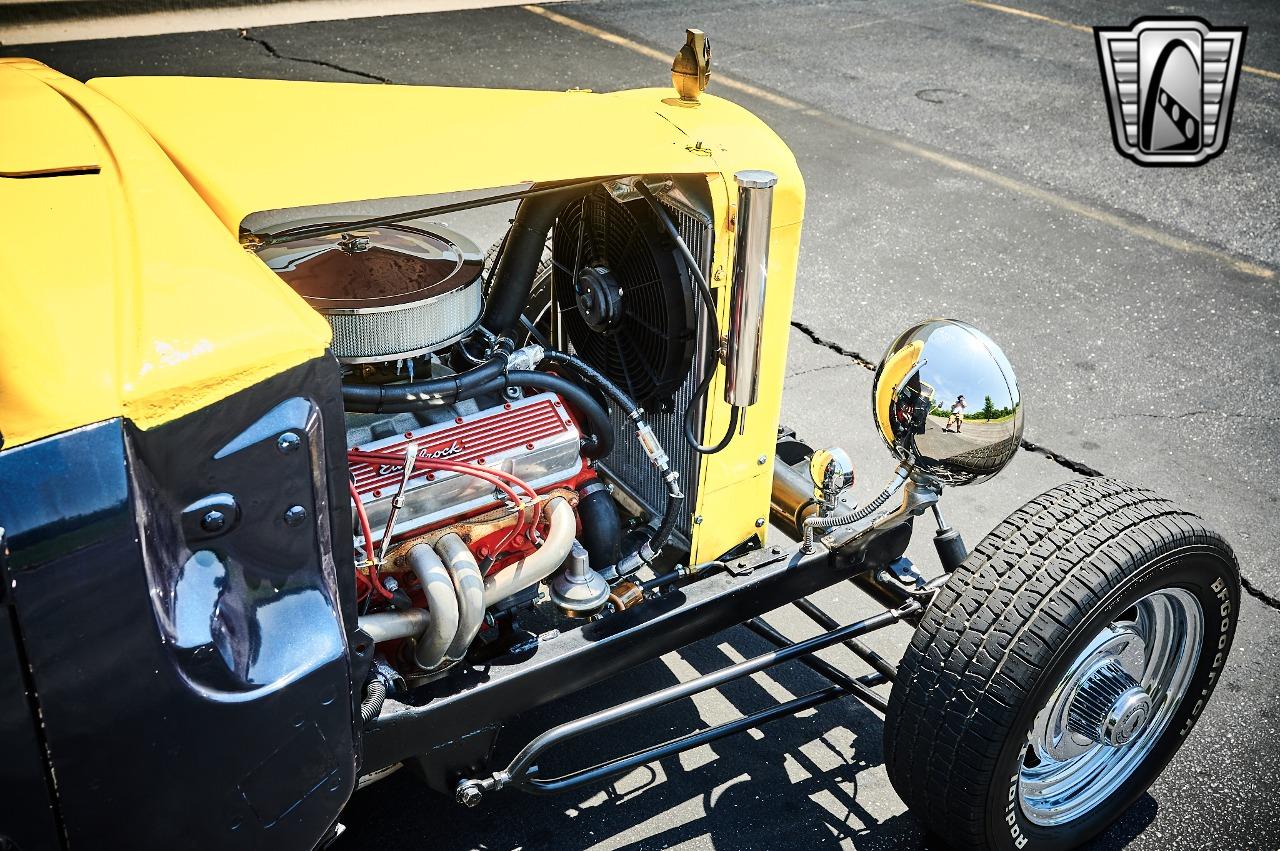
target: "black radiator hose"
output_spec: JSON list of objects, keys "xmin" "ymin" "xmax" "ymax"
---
[
  {"xmin": 539, "ymin": 350, "xmax": 684, "ymax": 572},
  {"xmin": 577, "ymin": 479, "xmax": 622, "ymax": 571},
  {"xmin": 482, "ymin": 185, "xmax": 592, "ymax": 338},
  {"xmin": 341, "ymin": 353, "xmax": 509, "ymax": 413}
]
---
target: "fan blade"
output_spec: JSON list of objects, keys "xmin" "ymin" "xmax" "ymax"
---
[
  {"xmin": 602, "ymin": 192, "xmax": 611, "ymax": 258},
  {"xmin": 611, "ymin": 334, "xmax": 639, "ymax": 401},
  {"xmin": 571, "ymin": 196, "xmax": 586, "ymax": 282},
  {"xmin": 616, "ymin": 227, "xmax": 638, "ymax": 263},
  {"xmin": 619, "ymin": 310, "xmax": 667, "ymax": 340},
  {"xmin": 548, "ymin": 255, "xmax": 576, "ymax": 277},
  {"xmin": 620, "ymin": 278, "xmax": 660, "ymax": 295},
  {"xmin": 617, "ymin": 331, "xmax": 662, "ymax": 386}
]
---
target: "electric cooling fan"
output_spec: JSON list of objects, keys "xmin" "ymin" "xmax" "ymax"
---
[{"xmin": 550, "ymin": 188, "xmax": 696, "ymax": 405}]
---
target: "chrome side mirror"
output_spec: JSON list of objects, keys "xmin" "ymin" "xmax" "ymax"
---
[{"xmin": 871, "ymin": 320, "xmax": 1023, "ymax": 486}]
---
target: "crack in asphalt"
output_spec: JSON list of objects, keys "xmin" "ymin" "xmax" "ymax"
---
[
  {"xmin": 1107, "ymin": 410, "xmax": 1280, "ymax": 424},
  {"xmin": 787, "ymin": 363, "xmax": 853, "ymax": 378},
  {"xmin": 1017, "ymin": 439, "xmax": 1104, "ymax": 477},
  {"xmin": 238, "ymin": 29, "xmax": 394, "ymax": 83},
  {"xmin": 790, "ymin": 321, "xmax": 878, "ymax": 370},
  {"xmin": 1241, "ymin": 575, "xmax": 1280, "ymax": 613},
  {"xmin": 789, "ymin": 320, "xmax": 1279, "ymax": 610}
]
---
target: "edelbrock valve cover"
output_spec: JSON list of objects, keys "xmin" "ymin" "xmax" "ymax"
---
[{"xmin": 348, "ymin": 392, "xmax": 583, "ymax": 543}]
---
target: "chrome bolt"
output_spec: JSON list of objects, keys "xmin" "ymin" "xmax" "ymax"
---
[
  {"xmin": 757, "ymin": 455, "xmax": 767, "ymax": 465},
  {"xmin": 457, "ymin": 784, "xmax": 483, "ymax": 808},
  {"xmin": 277, "ymin": 431, "xmax": 301, "ymax": 454},
  {"xmin": 283, "ymin": 505, "xmax": 308, "ymax": 527},
  {"xmin": 200, "ymin": 510, "xmax": 226, "ymax": 533},
  {"xmin": 693, "ymin": 515, "xmax": 704, "ymax": 525},
  {"xmin": 755, "ymin": 517, "xmax": 766, "ymax": 528},
  {"xmin": 384, "ymin": 576, "xmax": 400, "ymax": 593}
]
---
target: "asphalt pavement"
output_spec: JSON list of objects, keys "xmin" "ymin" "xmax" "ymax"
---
[{"xmin": 6, "ymin": 2, "xmax": 1278, "ymax": 849}]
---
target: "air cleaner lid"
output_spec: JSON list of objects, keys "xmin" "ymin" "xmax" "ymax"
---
[{"xmin": 257, "ymin": 220, "xmax": 482, "ymax": 314}]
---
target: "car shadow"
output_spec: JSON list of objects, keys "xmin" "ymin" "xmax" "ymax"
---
[{"xmin": 340, "ymin": 621, "xmax": 1157, "ymax": 850}]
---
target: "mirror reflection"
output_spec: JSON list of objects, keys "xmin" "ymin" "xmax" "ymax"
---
[{"xmin": 872, "ymin": 319, "xmax": 1023, "ymax": 486}]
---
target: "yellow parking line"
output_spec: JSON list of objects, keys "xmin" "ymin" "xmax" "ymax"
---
[
  {"xmin": 965, "ymin": 0, "xmax": 1088, "ymax": 33},
  {"xmin": 1244, "ymin": 64, "xmax": 1280, "ymax": 81},
  {"xmin": 963, "ymin": 0, "xmax": 1280, "ymax": 81},
  {"xmin": 523, "ymin": 4, "xmax": 1275, "ymax": 281},
  {"xmin": 524, "ymin": 5, "xmax": 667, "ymax": 61}
]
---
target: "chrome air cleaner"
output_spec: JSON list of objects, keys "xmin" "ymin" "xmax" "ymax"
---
[{"xmin": 259, "ymin": 221, "xmax": 483, "ymax": 363}]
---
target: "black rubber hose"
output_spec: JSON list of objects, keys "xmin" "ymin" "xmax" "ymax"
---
[
  {"xmin": 577, "ymin": 481, "xmax": 622, "ymax": 571},
  {"xmin": 342, "ymin": 368, "xmax": 614, "ymax": 459},
  {"xmin": 482, "ymin": 185, "xmax": 592, "ymax": 338},
  {"xmin": 649, "ymin": 488, "xmax": 684, "ymax": 554},
  {"xmin": 342, "ymin": 355, "xmax": 508, "ymax": 413},
  {"xmin": 631, "ymin": 180, "xmax": 740, "ymax": 455},
  {"xmin": 538, "ymin": 350, "xmax": 685, "ymax": 555},
  {"xmin": 540, "ymin": 350, "xmax": 640, "ymax": 416},
  {"xmin": 360, "ymin": 677, "xmax": 387, "ymax": 724}
]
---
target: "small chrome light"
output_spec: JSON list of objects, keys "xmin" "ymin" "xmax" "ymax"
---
[{"xmin": 871, "ymin": 319, "xmax": 1023, "ymax": 486}]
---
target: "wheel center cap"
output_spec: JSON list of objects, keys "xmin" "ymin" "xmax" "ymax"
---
[
  {"xmin": 1066, "ymin": 660, "xmax": 1152, "ymax": 748},
  {"xmin": 1102, "ymin": 689, "xmax": 1152, "ymax": 746}
]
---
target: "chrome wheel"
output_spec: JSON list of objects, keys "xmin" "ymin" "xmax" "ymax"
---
[{"xmin": 1019, "ymin": 588, "xmax": 1204, "ymax": 826}]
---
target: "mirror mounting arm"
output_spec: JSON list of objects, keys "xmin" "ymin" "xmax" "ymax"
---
[
  {"xmin": 818, "ymin": 470, "xmax": 942, "ymax": 553},
  {"xmin": 801, "ymin": 463, "xmax": 935, "ymax": 553}
]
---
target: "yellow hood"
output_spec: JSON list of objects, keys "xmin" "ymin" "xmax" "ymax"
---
[
  {"xmin": 0, "ymin": 63, "xmax": 802, "ymax": 451},
  {"xmin": 0, "ymin": 60, "xmax": 331, "ymax": 449},
  {"xmin": 85, "ymin": 75, "xmax": 804, "ymax": 233}
]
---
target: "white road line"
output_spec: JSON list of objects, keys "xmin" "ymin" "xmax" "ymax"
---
[{"xmin": 0, "ymin": 0, "xmax": 567, "ymax": 45}]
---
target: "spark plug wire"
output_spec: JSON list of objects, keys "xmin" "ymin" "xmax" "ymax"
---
[
  {"xmin": 347, "ymin": 451, "xmax": 542, "ymax": 561},
  {"xmin": 349, "ymin": 479, "xmax": 393, "ymax": 600}
]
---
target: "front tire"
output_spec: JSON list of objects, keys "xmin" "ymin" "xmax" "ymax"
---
[{"xmin": 883, "ymin": 478, "xmax": 1239, "ymax": 850}]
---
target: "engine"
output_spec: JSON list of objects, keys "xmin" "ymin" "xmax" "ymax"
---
[
  {"xmin": 258, "ymin": 181, "xmax": 724, "ymax": 688},
  {"xmin": 346, "ymin": 393, "xmax": 586, "ymax": 555}
]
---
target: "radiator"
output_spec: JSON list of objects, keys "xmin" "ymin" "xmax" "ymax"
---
[{"xmin": 596, "ymin": 196, "xmax": 713, "ymax": 549}]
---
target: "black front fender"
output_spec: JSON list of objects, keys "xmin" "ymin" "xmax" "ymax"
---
[{"xmin": 0, "ymin": 356, "xmax": 358, "ymax": 849}]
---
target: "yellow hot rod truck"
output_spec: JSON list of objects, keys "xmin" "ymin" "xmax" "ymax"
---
[{"xmin": 0, "ymin": 34, "xmax": 1240, "ymax": 851}]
